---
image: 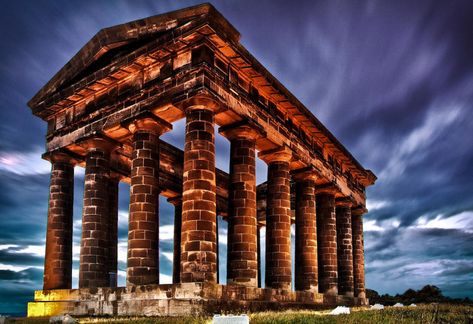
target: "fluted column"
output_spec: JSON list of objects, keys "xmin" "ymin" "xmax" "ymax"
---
[
  {"xmin": 125, "ymin": 115, "xmax": 171, "ymax": 286},
  {"xmin": 352, "ymin": 206, "xmax": 367, "ymax": 302},
  {"xmin": 79, "ymin": 138, "xmax": 114, "ymax": 288},
  {"xmin": 107, "ymin": 173, "xmax": 120, "ymax": 288},
  {"xmin": 220, "ymin": 122, "xmax": 262, "ymax": 287},
  {"xmin": 168, "ymin": 196, "xmax": 182, "ymax": 284},
  {"xmin": 43, "ymin": 151, "xmax": 75, "ymax": 290},
  {"xmin": 259, "ymin": 146, "xmax": 293, "ymax": 290},
  {"xmin": 181, "ymin": 97, "xmax": 219, "ymax": 283},
  {"xmin": 316, "ymin": 186, "xmax": 338, "ymax": 295},
  {"xmin": 336, "ymin": 198, "xmax": 354, "ymax": 296},
  {"xmin": 294, "ymin": 171, "xmax": 318, "ymax": 292}
]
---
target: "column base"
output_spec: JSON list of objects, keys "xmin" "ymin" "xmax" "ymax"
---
[{"xmin": 27, "ymin": 283, "xmax": 367, "ymax": 317}]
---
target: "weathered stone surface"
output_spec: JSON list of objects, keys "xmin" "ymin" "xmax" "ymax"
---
[
  {"xmin": 336, "ymin": 202, "xmax": 354, "ymax": 296},
  {"xmin": 316, "ymin": 192, "xmax": 338, "ymax": 295},
  {"xmin": 352, "ymin": 208, "xmax": 366, "ymax": 301},
  {"xmin": 226, "ymin": 135, "xmax": 258, "ymax": 287},
  {"xmin": 181, "ymin": 105, "xmax": 218, "ymax": 283},
  {"xmin": 261, "ymin": 148, "xmax": 292, "ymax": 291},
  {"xmin": 169, "ymin": 196, "xmax": 182, "ymax": 284},
  {"xmin": 26, "ymin": 3, "xmax": 376, "ymax": 317},
  {"xmin": 43, "ymin": 154, "xmax": 74, "ymax": 290},
  {"xmin": 79, "ymin": 144, "xmax": 112, "ymax": 289},
  {"xmin": 107, "ymin": 174, "xmax": 120, "ymax": 288},
  {"xmin": 28, "ymin": 283, "xmax": 328, "ymax": 317},
  {"xmin": 127, "ymin": 127, "xmax": 162, "ymax": 286},
  {"xmin": 295, "ymin": 179, "xmax": 318, "ymax": 292}
]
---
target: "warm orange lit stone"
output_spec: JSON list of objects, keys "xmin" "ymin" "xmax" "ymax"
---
[{"xmin": 27, "ymin": 3, "xmax": 375, "ymax": 317}]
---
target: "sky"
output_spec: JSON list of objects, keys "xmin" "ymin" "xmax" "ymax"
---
[{"xmin": 0, "ymin": 0, "xmax": 472, "ymax": 315}]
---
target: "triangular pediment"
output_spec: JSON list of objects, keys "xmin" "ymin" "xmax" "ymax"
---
[{"xmin": 28, "ymin": 3, "xmax": 239, "ymax": 109}]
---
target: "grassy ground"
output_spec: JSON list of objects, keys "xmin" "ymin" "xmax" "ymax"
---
[{"xmin": 6, "ymin": 304, "xmax": 473, "ymax": 323}]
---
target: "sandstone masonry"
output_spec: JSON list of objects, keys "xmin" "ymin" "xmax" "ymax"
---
[{"xmin": 27, "ymin": 3, "xmax": 376, "ymax": 317}]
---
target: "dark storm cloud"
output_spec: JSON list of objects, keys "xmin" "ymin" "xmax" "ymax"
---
[
  {"xmin": 0, "ymin": 249, "xmax": 43, "ymax": 267},
  {"xmin": 0, "ymin": 268, "xmax": 42, "ymax": 283},
  {"xmin": 0, "ymin": 0, "xmax": 472, "ymax": 313}
]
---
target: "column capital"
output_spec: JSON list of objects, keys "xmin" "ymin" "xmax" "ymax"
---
[
  {"xmin": 42, "ymin": 149, "xmax": 79, "ymax": 165},
  {"xmin": 180, "ymin": 94, "xmax": 224, "ymax": 113},
  {"xmin": 76, "ymin": 133, "xmax": 121, "ymax": 154},
  {"xmin": 315, "ymin": 183, "xmax": 339, "ymax": 195},
  {"xmin": 121, "ymin": 111, "xmax": 172, "ymax": 135},
  {"xmin": 218, "ymin": 119, "xmax": 266, "ymax": 141},
  {"xmin": 335, "ymin": 197, "xmax": 353, "ymax": 208},
  {"xmin": 258, "ymin": 146, "xmax": 292, "ymax": 164},
  {"xmin": 167, "ymin": 195, "xmax": 182, "ymax": 206},
  {"xmin": 352, "ymin": 205, "xmax": 368, "ymax": 216},
  {"xmin": 291, "ymin": 166, "xmax": 319, "ymax": 181}
]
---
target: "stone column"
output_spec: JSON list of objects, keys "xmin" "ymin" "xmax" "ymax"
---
[
  {"xmin": 168, "ymin": 196, "xmax": 182, "ymax": 284},
  {"xmin": 79, "ymin": 138, "xmax": 114, "ymax": 288},
  {"xmin": 216, "ymin": 215, "xmax": 220, "ymax": 284},
  {"xmin": 294, "ymin": 172, "xmax": 318, "ymax": 292},
  {"xmin": 125, "ymin": 115, "xmax": 171, "ymax": 286},
  {"xmin": 336, "ymin": 198, "xmax": 354, "ymax": 297},
  {"xmin": 43, "ymin": 151, "xmax": 75, "ymax": 290},
  {"xmin": 259, "ymin": 146, "xmax": 293, "ymax": 290},
  {"xmin": 220, "ymin": 122, "xmax": 261, "ymax": 287},
  {"xmin": 352, "ymin": 206, "xmax": 367, "ymax": 302},
  {"xmin": 257, "ymin": 225, "xmax": 261, "ymax": 288},
  {"xmin": 316, "ymin": 186, "xmax": 338, "ymax": 295},
  {"xmin": 107, "ymin": 173, "xmax": 120, "ymax": 288},
  {"xmin": 181, "ymin": 97, "xmax": 219, "ymax": 283}
]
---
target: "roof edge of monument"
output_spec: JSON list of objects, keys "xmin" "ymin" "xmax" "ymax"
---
[{"xmin": 28, "ymin": 3, "xmax": 239, "ymax": 109}]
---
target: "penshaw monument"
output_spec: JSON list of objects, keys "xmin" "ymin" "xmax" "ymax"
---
[{"xmin": 26, "ymin": 3, "xmax": 376, "ymax": 317}]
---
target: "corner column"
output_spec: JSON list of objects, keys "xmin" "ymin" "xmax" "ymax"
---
[
  {"xmin": 181, "ymin": 97, "xmax": 219, "ymax": 283},
  {"xmin": 316, "ymin": 186, "xmax": 338, "ymax": 296},
  {"xmin": 336, "ymin": 198, "xmax": 354, "ymax": 297},
  {"xmin": 43, "ymin": 151, "xmax": 75, "ymax": 290},
  {"xmin": 293, "ymin": 170, "xmax": 318, "ymax": 292},
  {"xmin": 220, "ymin": 122, "xmax": 262, "ymax": 287},
  {"xmin": 168, "ymin": 196, "xmax": 182, "ymax": 284},
  {"xmin": 79, "ymin": 138, "xmax": 115, "ymax": 288},
  {"xmin": 124, "ymin": 115, "xmax": 172, "ymax": 286},
  {"xmin": 352, "ymin": 206, "xmax": 367, "ymax": 303},
  {"xmin": 259, "ymin": 146, "xmax": 293, "ymax": 290}
]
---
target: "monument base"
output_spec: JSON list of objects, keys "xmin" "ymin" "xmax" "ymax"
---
[{"xmin": 27, "ymin": 283, "xmax": 367, "ymax": 317}]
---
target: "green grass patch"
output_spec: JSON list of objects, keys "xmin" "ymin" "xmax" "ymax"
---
[{"xmin": 6, "ymin": 304, "xmax": 473, "ymax": 324}]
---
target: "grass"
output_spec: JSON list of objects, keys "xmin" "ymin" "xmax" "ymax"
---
[{"xmin": 5, "ymin": 304, "xmax": 473, "ymax": 323}]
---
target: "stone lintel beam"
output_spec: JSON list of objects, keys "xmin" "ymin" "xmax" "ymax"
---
[
  {"xmin": 121, "ymin": 110, "xmax": 172, "ymax": 135},
  {"xmin": 218, "ymin": 119, "xmax": 266, "ymax": 140},
  {"xmin": 258, "ymin": 145, "xmax": 292, "ymax": 164}
]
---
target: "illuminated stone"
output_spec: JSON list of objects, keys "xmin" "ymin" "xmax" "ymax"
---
[{"xmin": 26, "ymin": 3, "xmax": 375, "ymax": 316}]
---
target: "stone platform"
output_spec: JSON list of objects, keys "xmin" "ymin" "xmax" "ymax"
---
[{"xmin": 27, "ymin": 283, "xmax": 366, "ymax": 317}]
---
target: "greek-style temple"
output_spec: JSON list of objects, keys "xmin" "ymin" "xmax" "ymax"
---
[{"xmin": 27, "ymin": 3, "xmax": 376, "ymax": 317}]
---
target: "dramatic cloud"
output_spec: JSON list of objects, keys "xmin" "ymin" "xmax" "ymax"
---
[{"xmin": 0, "ymin": 0, "xmax": 472, "ymax": 315}]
